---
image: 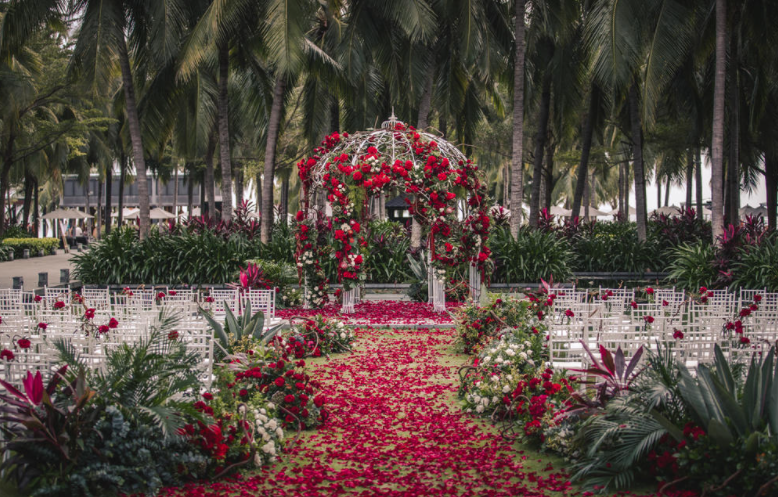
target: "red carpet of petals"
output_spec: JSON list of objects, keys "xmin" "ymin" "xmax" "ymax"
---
[
  {"xmin": 161, "ymin": 326, "xmax": 672, "ymax": 497},
  {"xmin": 277, "ymin": 301, "xmax": 462, "ymax": 326}
]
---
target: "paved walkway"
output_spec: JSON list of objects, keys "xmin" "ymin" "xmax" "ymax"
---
[{"xmin": 0, "ymin": 252, "xmax": 79, "ymax": 290}]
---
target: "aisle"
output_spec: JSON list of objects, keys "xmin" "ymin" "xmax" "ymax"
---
[{"xmin": 163, "ymin": 327, "xmax": 574, "ymax": 496}]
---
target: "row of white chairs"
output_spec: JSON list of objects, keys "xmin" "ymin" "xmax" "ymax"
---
[
  {"xmin": 544, "ymin": 288, "xmax": 778, "ymax": 372},
  {"xmin": 0, "ymin": 287, "xmax": 278, "ymax": 390}
]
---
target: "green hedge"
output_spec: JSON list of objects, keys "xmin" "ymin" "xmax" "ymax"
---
[{"xmin": 2, "ymin": 238, "xmax": 59, "ymax": 258}]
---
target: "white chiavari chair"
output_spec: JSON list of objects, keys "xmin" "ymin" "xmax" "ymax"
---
[
  {"xmin": 81, "ymin": 288, "xmax": 111, "ymax": 310},
  {"xmin": 208, "ymin": 289, "xmax": 240, "ymax": 315},
  {"xmin": 242, "ymin": 289, "xmax": 276, "ymax": 321}
]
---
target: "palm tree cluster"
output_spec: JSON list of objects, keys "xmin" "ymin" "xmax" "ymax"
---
[{"xmin": 1, "ymin": 0, "xmax": 776, "ymax": 243}]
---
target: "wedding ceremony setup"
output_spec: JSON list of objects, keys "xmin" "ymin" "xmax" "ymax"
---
[{"xmin": 2, "ymin": 0, "xmax": 778, "ymax": 496}]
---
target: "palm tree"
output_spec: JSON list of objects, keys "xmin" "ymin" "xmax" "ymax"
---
[
  {"xmin": 509, "ymin": 0, "xmax": 527, "ymax": 235},
  {"xmin": 710, "ymin": 0, "xmax": 726, "ymax": 242}
]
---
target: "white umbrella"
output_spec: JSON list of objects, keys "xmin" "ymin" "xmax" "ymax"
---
[
  {"xmin": 548, "ymin": 205, "xmax": 572, "ymax": 216},
  {"xmin": 606, "ymin": 206, "xmax": 637, "ymax": 216},
  {"xmin": 583, "ymin": 206, "xmax": 609, "ymax": 217},
  {"xmin": 124, "ymin": 207, "xmax": 176, "ymax": 220},
  {"xmin": 42, "ymin": 208, "xmax": 93, "ymax": 220},
  {"xmin": 111, "ymin": 207, "xmax": 140, "ymax": 218},
  {"xmin": 650, "ymin": 205, "xmax": 682, "ymax": 217}
]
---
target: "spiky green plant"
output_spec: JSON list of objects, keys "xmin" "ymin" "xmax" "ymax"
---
[
  {"xmin": 666, "ymin": 242, "xmax": 717, "ymax": 291},
  {"xmin": 202, "ymin": 300, "xmax": 282, "ymax": 359}
]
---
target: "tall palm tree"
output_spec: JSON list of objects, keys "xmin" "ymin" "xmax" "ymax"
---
[
  {"xmin": 509, "ymin": 0, "xmax": 527, "ymax": 235},
  {"xmin": 710, "ymin": 0, "xmax": 726, "ymax": 242}
]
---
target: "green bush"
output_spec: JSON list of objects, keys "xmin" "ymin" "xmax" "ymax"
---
[
  {"xmin": 570, "ymin": 225, "xmax": 657, "ymax": 273},
  {"xmin": 73, "ymin": 227, "xmax": 265, "ymax": 285},
  {"xmin": 0, "ymin": 245, "xmax": 12, "ymax": 261},
  {"xmin": 0, "ymin": 225, "xmax": 33, "ymax": 239},
  {"xmin": 730, "ymin": 234, "xmax": 778, "ymax": 291},
  {"xmin": 1, "ymin": 237, "xmax": 59, "ymax": 257},
  {"xmin": 665, "ymin": 242, "xmax": 717, "ymax": 291},
  {"xmin": 365, "ymin": 220, "xmax": 412, "ymax": 283},
  {"xmin": 489, "ymin": 226, "xmax": 572, "ymax": 283}
]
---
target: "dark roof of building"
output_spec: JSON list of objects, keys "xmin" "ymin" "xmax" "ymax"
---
[{"xmin": 386, "ymin": 194, "xmax": 411, "ymax": 208}]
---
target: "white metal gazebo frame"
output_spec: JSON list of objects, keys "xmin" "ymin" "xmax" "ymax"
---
[{"xmin": 302, "ymin": 113, "xmax": 482, "ymax": 313}]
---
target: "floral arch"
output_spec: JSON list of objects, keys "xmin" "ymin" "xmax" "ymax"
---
[{"xmin": 294, "ymin": 114, "xmax": 492, "ymax": 313}]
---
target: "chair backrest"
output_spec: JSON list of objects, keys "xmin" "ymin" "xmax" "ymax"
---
[{"xmin": 242, "ymin": 289, "xmax": 275, "ymax": 320}]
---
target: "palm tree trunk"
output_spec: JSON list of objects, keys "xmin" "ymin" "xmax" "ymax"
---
[
  {"xmin": 509, "ymin": 0, "xmax": 527, "ymax": 235},
  {"xmin": 186, "ymin": 164, "xmax": 194, "ymax": 218},
  {"xmin": 618, "ymin": 162, "xmax": 624, "ymax": 220},
  {"xmin": 695, "ymin": 147, "xmax": 703, "ymax": 220},
  {"xmin": 118, "ymin": 38, "xmax": 150, "ymax": 239},
  {"xmin": 217, "ymin": 42, "xmax": 233, "ymax": 223},
  {"xmin": 105, "ymin": 162, "xmax": 112, "ymax": 234},
  {"xmin": 664, "ymin": 176, "xmax": 671, "ymax": 207},
  {"xmin": 22, "ymin": 171, "xmax": 32, "ymax": 229},
  {"xmin": 97, "ymin": 177, "xmax": 102, "ymax": 239},
  {"xmin": 261, "ymin": 73, "xmax": 287, "ymax": 243},
  {"xmin": 625, "ymin": 162, "xmax": 631, "ymax": 219},
  {"xmin": 234, "ymin": 164, "xmax": 244, "ymax": 209},
  {"xmin": 711, "ymin": 0, "xmax": 727, "ymax": 242},
  {"xmin": 766, "ymin": 153, "xmax": 777, "ymax": 231},
  {"xmin": 571, "ymin": 85, "xmax": 598, "ymax": 220},
  {"xmin": 417, "ymin": 60, "xmax": 434, "ymax": 129},
  {"xmin": 628, "ymin": 80, "xmax": 648, "ymax": 241},
  {"xmin": 205, "ymin": 130, "xmax": 216, "ymax": 218},
  {"xmin": 726, "ymin": 33, "xmax": 739, "ymax": 226},
  {"xmin": 173, "ymin": 164, "xmax": 179, "ymax": 218},
  {"xmin": 543, "ymin": 142, "xmax": 553, "ymax": 210},
  {"xmin": 0, "ymin": 128, "xmax": 16, "ymax": 235},
  {"xmin": 118, "ymin": 153, "xmax": 125, "ymax": 227},
  {"xmin": 529, "ymin": 73, "xmax": 552, "ymax": 227},
  {"xmin": 279, "ymin": 172, "xmax": 289, "ymax": 224},
  {"xmin": 584, "ymin": 169, "xmax": 591, "ymax": 220},
  {"xmin": 685, "ymin": 149, "xmax": 693, "ymax": 210},
  {"xmin": 32, "ymin": 178, "xmax": 39, "ymax": 236},
  {"xmin": 255, "ymin": 171, "xmax": 262, "ymax": 212},
  {"xmin": 439, "ymin": 114, "xmax": 447, "ymax": 138}
]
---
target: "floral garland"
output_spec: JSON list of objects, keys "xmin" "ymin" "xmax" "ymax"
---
[
  {"xmin": 296, "ymin": 124, "xmax": 492, "ymax": 298},
  {"xmin": 293, "ymin": 213, "xmax": 329, "ymax": 308}
]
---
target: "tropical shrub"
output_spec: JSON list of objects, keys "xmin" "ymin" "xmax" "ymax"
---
[
  {"xmin": 489, "ymin": 227, "xmax": 572, "ymax": 283},
  {"xmin": 203, "ymin": 302, "xmax": 281, "ymax": 360},
  {"xmin": 730, "ymin": 233, "xmax": 778, "ymax": 291},
  {"xmin": 666, "ymin": 242, "xmax": 717, "ymax": 292},
  {"xmin": 72, "ymin": 227, "xmax": 264, "ymax": 285},
  {"xmin": 0, "ymin": 244, "xmax": 13, "ymax": 261},
  {"xmin": 365, "ymin": 220, "xmax": 412, "ymax": 283},
  {"xmin": 649, "ymin": 208, "xmax": 712, "ymax": 255},
  {"xmin": 2, "ymin": 237, "xmax": 59, "ymax": 257},
  {"xmin": 405, "ymin": 250, "xmax": 429, "ymax": 302},
  {"xmin": 0, "ymin": 225, "xmax": 34, "ymax": 239}
]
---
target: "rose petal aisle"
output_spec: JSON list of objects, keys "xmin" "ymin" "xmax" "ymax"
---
[
  {"xmin": 160, "ymin": 326, "xmax": 578, "ymax": 497},
  {"xmin": 276, "ymin": 301, "xmax": 463, "ymax": 326}
]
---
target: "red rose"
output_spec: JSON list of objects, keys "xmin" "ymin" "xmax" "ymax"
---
[
  {"xmin": 353, "ymin": 171, "xmax": 363, "ymax": 181},
  {"xmin": 239, "ymin": 389, "xmax": 248, "ymax": 397},
  {"xmin": 314, "ymin": 395, "xmax": 325, "ymax": 407},
  {"xmin": 740, "ymin": 336, "xmax": 751, "ymax": 345},
  {"xmin": 296, "ymin": 211, "xmax": 305, "ymax": 222},
  {"xmin": 98, "ymin": 325, "xmax": 110, "ymax": 334},
  {"xmin": 643, "ymin": 316, "xmax": 655, "ymax": 324},
  {"xmin": 699, "ymin": 286, "xmax": 707, "ymax": 293},
  {"xmin": 84, "ymin": 308, "xmax": 95, "ymax": 319},
  {"xmin": 168, "ymin": 331, "xmax": 179, "ymax": 340},
  {"xmin": 740, "ymin": 308, "xmax": 751, "ymax": 318},
  {"xmin": 156, "ymin": 292, "xmax": 166, "ymax": 300},
  {"xmin": 205, "ymin": 296, "xmax": 214, "ymax": 303},
  {"xmin": 108, "ymin": 317, "xmax": 119, "ymax": 328},
  {"xmin": 284, "ymin": 394, "xmax": 295, "ymax": 404},
  {"xmin": 17, "ymin": 338, "xmax": 31, "ymax": 349},
  {"xmin": 565, "ymin": 309, "xmax": 574, "ymax": 317},
  {"xmin": 646, "ymin": 287, "xmax": 654, "ymax": 295},
  {"xmin": 630, "ymin": 301, "xmax": 638, "ymax": 309},
  {"xmin": 54, "ymin": 301, "xmax": 66, "ymax": 309},
  {"xmin": 673, "ymin": 329, "xmax": 684, "ymax": 340},
  {"xmin": 38, "ymin": 322, "xmax": 48, "ymax": 330},
  {"xmin": 0, "ymin": 349, "xmax": 14, "ymax": 361},
  {"xmin": 754, "ymin": 295, "xmax": 762, "ymax": 302},
  {"xmin": 351, "ymin": 222, "xmax": 361, "ymax": 233},
  {"xmin": 437, "ymin": 173, "xmax": 447, "ymax": 181},
  {"xmin": 274, "ymin": 377, "xmax": 285, "ymax": 387},
  {"xmin": 203, "ymin": 392, "xmax": 213, "ymax": 400},
  {"xmin": 34, "ymin": 295, "xmax": 42, "ymax": 302},
  {"xmin": 169, "ymin": 290, "xmax": 177, "ymax": 296}
]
